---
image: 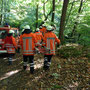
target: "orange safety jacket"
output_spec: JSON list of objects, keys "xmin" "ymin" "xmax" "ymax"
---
[
  {"xmin": 42, "ymin": 32, "xmax": 60, "ymax": 55},
  {"xmin": 20, "ymin": 33, "xmax": 37, "ymax": 56},
  {"xmin": 35, "ymin": 32, "xmax": 43, "ymax": 43},
  {"xmin": 5, "ymin": 36, "xmax": 17, "ymax": 54},
  {"xmin": 40, "ymin": 27, "xmax": 47, "ymax": 36}
]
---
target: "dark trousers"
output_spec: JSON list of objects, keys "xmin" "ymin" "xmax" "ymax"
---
[
  {"xmin": 23, "ymin": 55, "xmax": 34, "ymax": 73},
  {"xmin": 44, "ymin": 55, "xmax": 53, "ymax": 70},
  {"xmin": 8, "ymin": 54, "xmax": 14, "ymax": 65}
]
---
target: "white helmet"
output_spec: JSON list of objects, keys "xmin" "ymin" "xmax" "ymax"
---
[
  {"xmin": 42, "ymin": 24, "xmax": 46, "ymax": 27},
  {"xmin": 47, "ymin": 26, "xmax": 53, "ymax": 31},
  {"xmin": 9, "ymin": 30, "xmax": 14, "ymax": 34},
  {"xmin": 22, "ymin": 29, "xmax": 25, "ymax": 32},
  {"xmin": 39, "ymin": 26, "xmax": 42, "ymax": 28},
  {"xmin": 24, "ymin": 25, "xmax": 30, "ymax": 29},
  {"xmin": 36, "ymin": 28, "xmax": 39, "ymax": 31}
]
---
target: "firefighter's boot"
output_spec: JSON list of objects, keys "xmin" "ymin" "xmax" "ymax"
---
[
  {"xmin": 23, "ymin": 62, "xmax": 27, "ymax": 70},
  {"xmin": 8, "ymin": 57, "xmax": 12, "ymax": 65},
  {"xmin": 30, "ymin": 67, "xmax": 34, "ymax": 74},
  {"xmin": 30, "ymin": 63, "xmax": 34, "ymax": 74},
  {"xmin": 23, "ymin": 66, "xmax": 27, "ymax": 70},
  {"xmin": 43, "ymin": 57, "xmax": 48, "ymax": 70}
]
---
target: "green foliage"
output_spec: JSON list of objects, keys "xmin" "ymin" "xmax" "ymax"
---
[
  {"xmin": 58, "ymin": 46, "xmax": 82, "ymax": 58},
  {"xmin": 0, "ymin": 0, "xmax": 89, "ymax": 46},
  {"xmin": 86, "ymin": 53, "xmax": 90, "ymax": 59},
  {"xmin": 64, "ymin": 0, "xmax": 90, "ymax": 46},
  {"xmin": 52, "ymin": 73, "xmax": 60, "ymax": 79}
]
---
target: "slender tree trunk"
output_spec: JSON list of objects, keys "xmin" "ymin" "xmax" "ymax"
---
[
  {"xmin": 71, "ymin": 0, "xmax": 83, "ymax": 37},
  {"xmin": 4, "ymin": 0, "xmax": 7, "ymax": 23},
  {"xmin": 65, "ymin": 0, "xmax": 75, "ymax": 26},
  {"xmin": 43, "ymin": 2, "xmax": 46, "ymax": 18},
  {"xmin": 59, "ymin": 0, "xmax": 69, "ymax": 43},
  {"xmin": 36, "ymin": 4, "xmax": 38, "ymax": 29},
  {"xmin": 1, "ymin": 0, "xmax": 4, "ymax": 25},
  {"xmin": 51, "ymin": 0, "xmax": 55, "ymax": 23}
]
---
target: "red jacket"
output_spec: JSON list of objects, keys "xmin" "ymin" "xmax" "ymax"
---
[
  {"xmin": 42, "ymin": 32, "xmax": 60, "ymax": 55},
  {"xmin": 5, "ymin": 36, "xmax": 17, "ymax": 54}
]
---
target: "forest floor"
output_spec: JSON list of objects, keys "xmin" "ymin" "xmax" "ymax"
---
[{"xmin": 0, "ymin": 46, "xmax": 90, "ymax": 90}]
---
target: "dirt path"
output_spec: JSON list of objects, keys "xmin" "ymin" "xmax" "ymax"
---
[{"xmin": 0, "ymin": 53, "xmax": 89, "ymax": 90}]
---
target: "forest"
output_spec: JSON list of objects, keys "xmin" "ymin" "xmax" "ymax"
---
[{"xmin": 0, "ymin": 0, "xmax": 90, "ymax": 89}]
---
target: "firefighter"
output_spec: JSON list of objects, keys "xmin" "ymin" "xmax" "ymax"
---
[
  {"xmin": 34, "ymin": 28, "xmax": 44, "ymax": 54},
  {"xmin": 42, "ymin": 26, "xmax": 60, "ymax": 70},
  {"xmin": 20, "ymin": 25, "xmax": 37, "ymax": 74},
  {"xmin": 40, "ymin": 24, "xmax": 47, "ymax": 36},
  {"xmin": 5, "ymin": 30, "xmax": 17, "ymax": 65},
  {"xmin": 35, "ymin": 28, "xmax": 43, "ymax": 44}
]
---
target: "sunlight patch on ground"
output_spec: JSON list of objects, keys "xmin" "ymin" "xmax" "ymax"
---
[
  {"xmin": 32, "ymin": 75, "xmax": 42, "ymax": 82},
  {"xmin": 26, "ymin": 59, "xmax": 44, "ymax": 70},
  {"xmin": 3, "ymin": 58, "xmax": 17, "ymax": 61},
  {"xmin": 12, "ymin": 59, "xmax": 17, "ymax": 61},
  {"xmin": 3, "ymin": 58, "xmax": 7, "ymax": 60},
  {"xmin": 0, "ymin": 70, "xmax": 21, "ymax": 81},
  {"xmin": 34, "ymin": 59, "xmax": 43, "ymax": 69}
]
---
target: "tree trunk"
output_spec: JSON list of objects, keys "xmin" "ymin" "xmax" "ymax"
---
[
  {"xmin": 59, "ymin": 0, "xmax": 69, "ymax": 43},
  {"xmin": 65, "ymin": 0, "xmax": 75, "ymax": 26},
  {"xmin": 71, "ymin": 0, "xmax": 83, "ymax": 37},
  {"xmin": 43, "ymin": 2, "xmax": 46, "ymax": 18},
  {"xmin": 1, "ymin": 0, "xmax": 4, "ymax": 25},
  {"xmin": 36, "ymin": 4, "xmax": 38, "ymax": 29},
  {"xmin": 51, "ymin": 0, "xmax": 55, "ymax": 23},
  {"xmin": 4, "ymin": 0, "xmax": 7, "ymax": 23}
]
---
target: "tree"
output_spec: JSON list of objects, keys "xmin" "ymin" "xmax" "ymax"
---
[
  {"xmin": 59, "ymin": 0, "xmax": 69, "ymax": 43},
  {"xmin": 36, "ymin": 4, "xmax": 38, "ymax": 29},
  {"xmin": 51, "ymin": 0, "xmax": 55, "ymax": 23},
  {"xmin": 71, "ymin": 0, "xmax": 84, "ymax": 37},
  {"xmin": 65, "ymin": 0, "xmax": 75, "ymax": 26},
  {"xmin": 1, "ymin": 0, "xmax": 4, "ymax": 25}
]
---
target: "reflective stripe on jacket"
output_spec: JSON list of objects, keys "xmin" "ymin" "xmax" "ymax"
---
[
  {"xmin": 20, "ymin": 33, "xmax": 37, "ymax": 55},
  {"xmin": 42, "ymin": 32, "xmax": 60, "ymax": 55},
  {"xmin": 5, "ymin": 36, "xmax": 17, "ymax": 54}
]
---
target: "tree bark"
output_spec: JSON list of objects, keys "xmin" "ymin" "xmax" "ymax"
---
[
  {"xmin": 59, "ymin": 0, "xmax": 69, "ymax": 43},
  {"xmin": 65, "ymin": 0, "xmax": 75, "ymax": 26},
  {"xmin": 43, "ymin": 2, "xmax": 46, "ymax": 18},
  {"xmin": 1, "ymin": 0, "xmax": 4, "ymax": 25},
  {"xmin": 71, "ymin": 0, "xmax": 83, "ymax": 37},
  {"xmin": 4, "ymin": 0, "xmax": 7, "ymax": 23},
  {"xmin": 36, "ymin": 4, "xmax": 38, "ymax": 29},
  {"xmin": 51, "ymin": 0, "xmax": 55, "ymax": 23}
]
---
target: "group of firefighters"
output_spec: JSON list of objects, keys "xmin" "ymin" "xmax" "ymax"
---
[{"xmin": 4, "ymin": 24, "xmax": 60, "ymax": 74}]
